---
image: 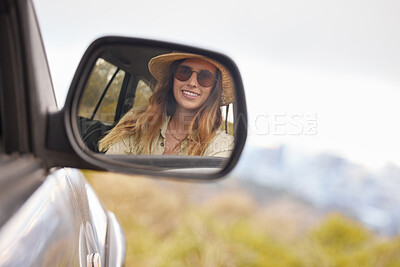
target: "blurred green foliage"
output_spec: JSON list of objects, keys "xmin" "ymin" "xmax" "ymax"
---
[
  {"xmin": 84, "ymin": 169, "xmax": 400, "ymax": 267},
  {"xmin": 72, "ymin": 52, "xmax": 398, "ymax": 267}
]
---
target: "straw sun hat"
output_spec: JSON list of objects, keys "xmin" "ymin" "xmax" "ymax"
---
[{"xmin": 148, "ymin": 52, "xmax": 235, "ymax": 106}]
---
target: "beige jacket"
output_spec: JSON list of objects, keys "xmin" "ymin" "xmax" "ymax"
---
[{"xmin": 106, "ymin": 116, "xmax": 234, "ymax": 157}]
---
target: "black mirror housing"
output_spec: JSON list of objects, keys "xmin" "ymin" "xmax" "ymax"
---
[{"xmin": 48, "ymin": 36, "xmax": 247, "ymax": 180}]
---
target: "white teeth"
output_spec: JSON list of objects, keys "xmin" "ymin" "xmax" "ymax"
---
[{"xmin": 183, "ymin": 90, "xmax": 199, "ymax": 97}]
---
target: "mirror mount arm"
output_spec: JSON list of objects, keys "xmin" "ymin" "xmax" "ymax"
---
[{"xmin": 44, "ymin": 110, "xmax": 102, "ymax": 170}]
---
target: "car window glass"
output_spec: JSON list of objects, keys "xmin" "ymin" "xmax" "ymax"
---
[
  {"xmin": 132, "ymin": 79, "xmax": 153, "ymax": 108},
  {"xmin": 94, "ymin": 69, "xmax": 125, "ymax": 124},
  {"xmin": 78, "ymin": 58, "xmax": 126, "ymax": 124}
]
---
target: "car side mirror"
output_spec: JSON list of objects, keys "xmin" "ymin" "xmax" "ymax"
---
[{"xmin": 56, "ymin": 37, "xmax": 247, "ymax": 180}]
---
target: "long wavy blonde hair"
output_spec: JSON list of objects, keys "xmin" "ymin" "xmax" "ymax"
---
[{"xmin": 98, "ymin": 59, "xmax": 223, "ymax": 155}]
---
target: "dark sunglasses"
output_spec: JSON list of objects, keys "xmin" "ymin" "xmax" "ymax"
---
[{"xmin": 174, "ymin": 65, "xmax": 216, "ymax": 87}]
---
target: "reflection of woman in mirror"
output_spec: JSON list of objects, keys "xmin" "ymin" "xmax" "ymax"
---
[{"xmin": 99, "ymin": 52, "xmax": 234, "ymax": 157}]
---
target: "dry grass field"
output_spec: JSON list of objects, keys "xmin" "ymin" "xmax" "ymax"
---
[{"xmin": 84, "ymin": 170, "xmax": 400, "ymax": 267}]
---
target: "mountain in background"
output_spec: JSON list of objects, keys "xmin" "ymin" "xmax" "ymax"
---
[{"xmin": 231, "ymin": 144, "xmax": 400, "ymax": 236}]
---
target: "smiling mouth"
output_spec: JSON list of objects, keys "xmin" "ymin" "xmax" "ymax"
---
[{"xmin": 182, "ymin": 90, "xmax": 200, "ymax": 97}]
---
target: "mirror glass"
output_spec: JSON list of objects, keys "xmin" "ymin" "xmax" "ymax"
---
[{"xmin": 76, "ymin": 44, "xmax": 240, "ymax": 173}]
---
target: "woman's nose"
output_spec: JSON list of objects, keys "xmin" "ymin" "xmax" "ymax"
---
[{"xmin": 187, "ymin": 72, "xmax": 199, "ymax": 87}]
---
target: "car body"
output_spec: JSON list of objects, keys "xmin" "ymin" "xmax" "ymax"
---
[{"xmin": 0, "ymin": 0, "xmax": 125, "ymax": 266}]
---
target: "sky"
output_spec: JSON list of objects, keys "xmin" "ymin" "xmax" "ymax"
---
[{"xmin": 33, "ymin": 0, "xmax": 400, "ymax": 169}]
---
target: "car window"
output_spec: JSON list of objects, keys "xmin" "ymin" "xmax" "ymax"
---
[
  {"xmin": 132, "ymin": 79, "xmax": 153, "ymax": 108},
  {"xmin": 78, "ymin": 58, "xmax": 126, "ymax": 124}
]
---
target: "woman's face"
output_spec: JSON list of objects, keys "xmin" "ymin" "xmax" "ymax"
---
[{"xmin": 173, "ymin": 58, "xmax": 217, "ymax": 113}]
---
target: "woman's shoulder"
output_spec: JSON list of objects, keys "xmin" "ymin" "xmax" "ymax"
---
[{"xmin": 203, "ymin": 130, "xmax": 234, "ymax": 157}]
